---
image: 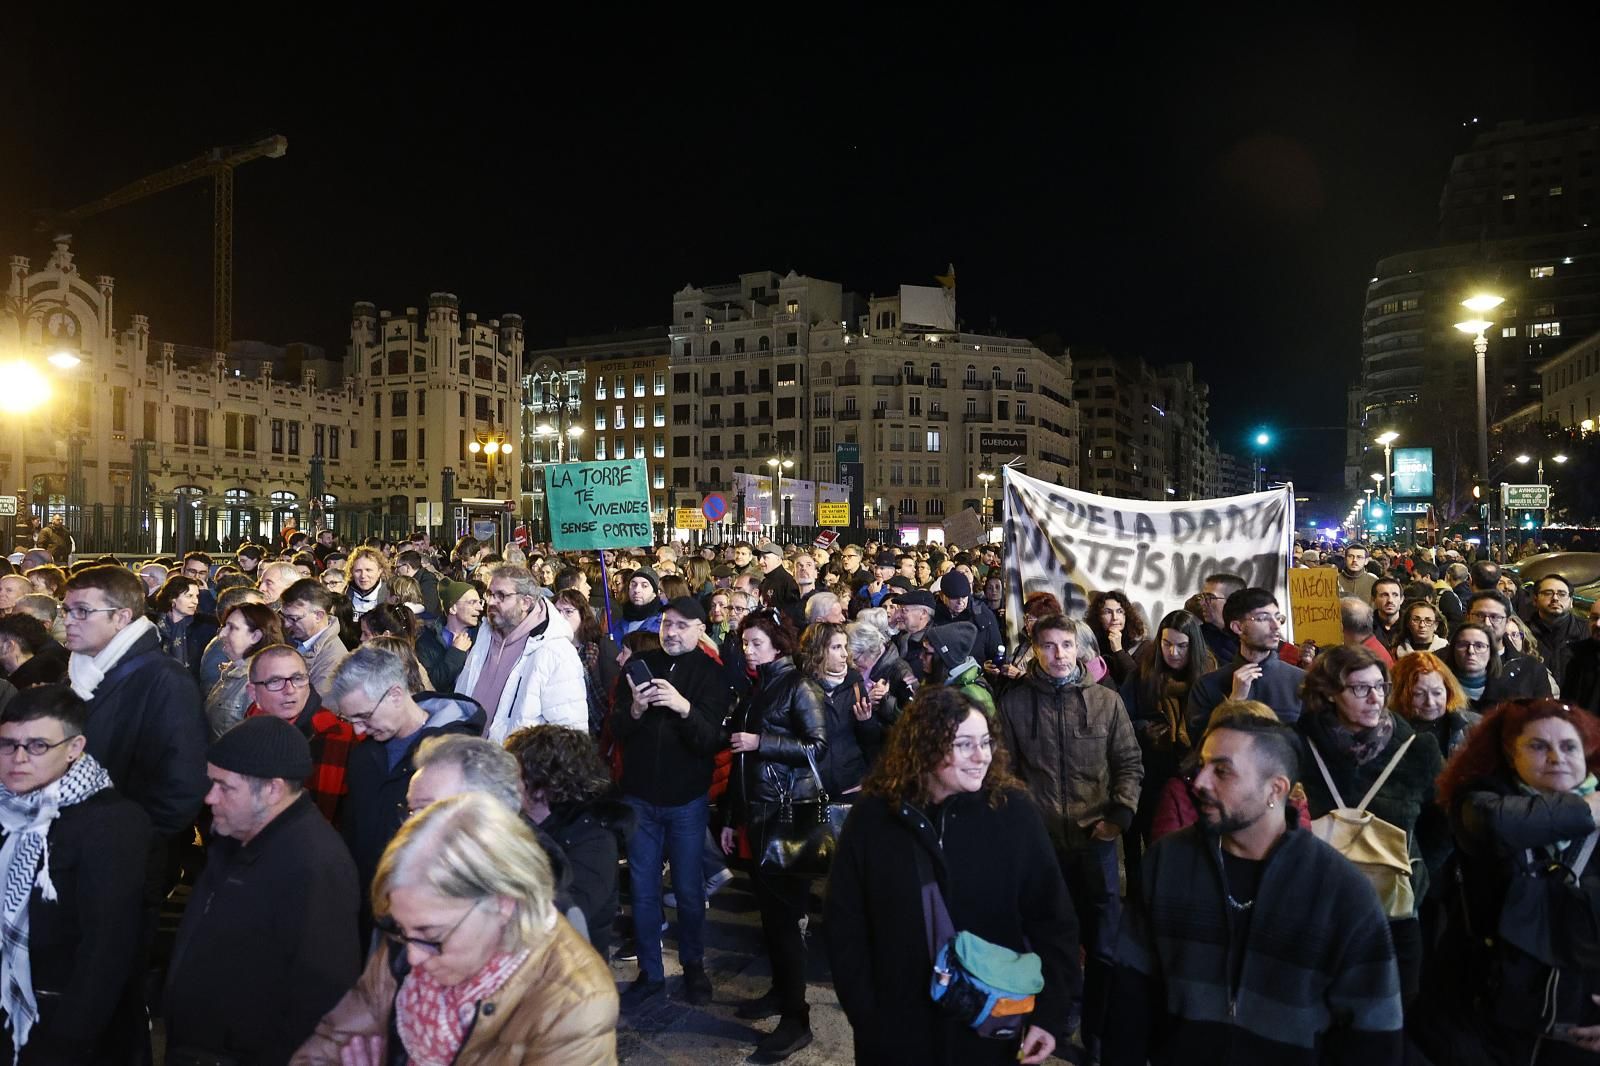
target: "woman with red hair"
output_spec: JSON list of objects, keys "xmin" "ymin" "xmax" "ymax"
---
[
  {"xmin": 1416, "ymin": 699, "xmax": 1600, "ymax": 1063},
  {"xmin": 1390, "ymin": 650, "xmax": 1479, "ymax": 761}
]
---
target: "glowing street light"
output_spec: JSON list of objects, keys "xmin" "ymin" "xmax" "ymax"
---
[
  {"xmin": 0, "ymin": 361, "xmax": 52, "ymax": 415},
  {"xmin": 1455, "ymin": 293, "xmax": 1502, "ymax": 541}
]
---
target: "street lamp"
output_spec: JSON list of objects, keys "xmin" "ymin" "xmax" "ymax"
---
[
  {"xmin": 1251, "ymin": 430, "xmax": 1272, "ymax": 492},
  {"xmin": 1514, "ymin": 452, "xmax": 1567, "ymax": 484},
  {"xmin": 1456, "ymin": 293, "xmax": 1502, "ymax": 540},
  {"xmin": 766, "ymin": 454, "xmax": 794, "ymax": 541},
  {"xmin": 468, "ymin": 435, "xmax": 515, "ymax": 498},
  {"xmin": 977, "ymin": 457, "xmax": 996, "ymax": 538}
]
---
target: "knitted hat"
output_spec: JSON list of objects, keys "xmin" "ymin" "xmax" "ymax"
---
[
  {"xmin": 631, "ymin": 567, "xmax": 662, "ymax": 595},
  {"xmin": 208, "ymin": 716, "xmax": 312, "ymax": 782},
  {"xmin": 440, "ymin": 580, "xmax": 475, "ymax": 614},
  {"xmin": 940, "ymin": 571, "xmax": 972, "ymax": 599},
  {"xmin": 924, "ymin": 621, "xmax": 978, "ymax": 671}
]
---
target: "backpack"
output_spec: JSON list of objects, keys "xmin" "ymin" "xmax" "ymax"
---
[{"xmin": 1307, "ymin": 735, "xmax": 1418, "ymax": 918}]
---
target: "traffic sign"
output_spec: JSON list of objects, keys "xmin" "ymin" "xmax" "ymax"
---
[
  {"xmin": 702, "ymin": 493, "xmax": 728, "ymax": 522},
  {"xmin": 1502, "ymin": 483, "xmax": 1551, "ymax": 509},
  {"xmin": 675, "ymin": 507, "xmax": 707, "ymax": 530},
  {"xmin": 0, "ymin": 496, "xmax": 16, "ymax": 517}
]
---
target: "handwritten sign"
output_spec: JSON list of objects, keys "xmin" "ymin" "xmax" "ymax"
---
[
  {"xmin": 545, "ymin": 459, "xmax": 652, "ymax": 551},
  {"xmin": 1002, "ymin": 468, "xmax": 1295, "ymax": 649},
  {"xmin": 1288, "ymin": 566, "xmax": 1342, "ymax": 648},
  {"xmin": 817, "ymin": 501, "xmax": 850, "ymax": 526}
]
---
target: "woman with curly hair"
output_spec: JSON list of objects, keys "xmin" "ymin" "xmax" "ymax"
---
[
  {"xmin": 504, "ymin": 724, "xmax": 634, "ymax": 960},
  {"xmin": 1087, "ymin": 589, "xmax": 1148, "ymax": 687},
  {"xmin": 798, "ymin": 621, "xmax": 879, "ymax": 798},
  {"xmin": 1413, "ymin": 699, "xmax": 1600, "ymax": 1064},
  {"xmin": 824, "ymin": 686, "xmax": 1079, "ymax": 1065},
  {"xmin": 342, "ymin": 545, "xmax": 389, "ymax": 620},
  {"xmin": 1390, "ymin": 650, "xmax": 1479, "ymax": 761}
]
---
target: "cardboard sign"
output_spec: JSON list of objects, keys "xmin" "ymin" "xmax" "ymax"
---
[
  {"xmin": 942, "ymin": 507, "xmax": 982, "ymax": 549},
  {"xmin": 545, "ymin": 459, "xmax": 653, "ymax": 550},
  {"xmin": 675, "ymin": 507, "xmax": 707, "ymax": 530},
  {"xmin": 817, "ymin": 501, "xmax": 850, "ymax": 526},
  {"xmin": 814, "ymin": 529, "xmax": 839, "ymax": 549},
  {"xmin": 1288, "ymin": 566, "xmax": 1342, "ymax": 648}
]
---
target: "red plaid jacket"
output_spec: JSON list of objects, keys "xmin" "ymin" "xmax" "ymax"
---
[{"xmin": 246, "ymin": 702, "xmax": 362, "ymax": 824}]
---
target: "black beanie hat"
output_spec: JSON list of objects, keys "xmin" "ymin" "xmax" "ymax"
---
[
  {"xmin": 924, "ymin": 621, "xmax": 978, "ymax": 670},
  {"xmin": 208, "ymin": 716, "xmax": 312, "ymax": 782}
]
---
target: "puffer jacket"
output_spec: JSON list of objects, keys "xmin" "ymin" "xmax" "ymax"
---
[
  {"xmin": 290, "ymin": 917, "xmax": 617, "ymax": 1065},
  {"xmin": 997, "ymin": 664, "xmax": 1143, "ymax": 842},
  {"xmin": 455, "ymin": 608, "xmax": 589, "ymax": 742},
  {"xmin": 729, "ymin": 657, "xmax": 829, "ymax": 832}
]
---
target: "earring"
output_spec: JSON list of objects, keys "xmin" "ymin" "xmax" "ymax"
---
[{"xmin": 1268, "ymin": 800, "xmax": 1276, "ymax": 808}]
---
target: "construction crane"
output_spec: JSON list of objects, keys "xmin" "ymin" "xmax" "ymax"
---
[{"xmin": 36, "ymin": 133, "xmax": 287, "ymax": 353}]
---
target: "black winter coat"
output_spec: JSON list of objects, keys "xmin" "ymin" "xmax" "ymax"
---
[
  {"xmin": 538, "ymin": 795, "xmax": 633, "ymax": 961},
  {"xmin": 163, "ymin": 793, "xmax": 360, "ymax": 1065},
  {"xmin": 1297, "ymin": 712, "xmax": 1444, "ymax": 904},
  {"xmin": 865, "ymin": 642, "xmax": 918, "ymax": 726},
  {"xmin": 1416, "ymin": 772, "xmax": 1600, "ymax": 1065},
  {"xmin": 813, "ymin": 668, "xmax": 880, "ymax": 796},
  {"xmin": 1563, "ymin": 639, "xmax": 1600, "ymax": 716},
  {"xmin": 341, "ymin": 694, "xmax": 486, "ymax": 926},
  {"xmin": 1474, "ymin": 654, "xmax": 1552, "ymax": 710},
  {"xmin": 0, "ymin": 790, "xmax": 150, "ymax": 1066},
  {"xmin": 80, "ymin": 630, "xmax": 209, "ymax": 838},
  {"xmin": 729, "ymin": 657, "xmax": 828, "ymax": 835},
  {"xmin": 609, "ymin": 646, "xmax": 730, "ymax": 807},
  {"xmin": 1529, "ymin": 610, "xmax": 1590, "ymax": 688},
  {"xmin": 824, "ymin": 790, "xmax": 1081, "ymax": 1065}
]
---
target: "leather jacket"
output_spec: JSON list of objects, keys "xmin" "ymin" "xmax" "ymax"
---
[{"xmin": 730, "ymin": 656, "xmax": 829, "ymax": 820}]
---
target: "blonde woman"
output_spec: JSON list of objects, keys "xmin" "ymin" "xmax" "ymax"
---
[
  {"xmin": 292, "ymin": 792, "xmax": 618, "ymax": 1064},
  {"xmin": 344, "ymin": 546, "xmax": 390, "ymax": 621}
]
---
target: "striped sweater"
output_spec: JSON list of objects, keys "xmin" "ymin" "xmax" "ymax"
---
[{"xmin": 1104, "ymin": 817, "xmax": 1403, "ymax": 1066}]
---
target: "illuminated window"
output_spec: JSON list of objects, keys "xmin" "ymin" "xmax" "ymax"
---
[
  {"xmin": 1502, "ymin": 326, "xmax": 1518, "ymax": 338},
  {"xmin": 1531, "ymin": 265, "xmax": 1556, "ymax": 278},
  {"xmin": 654, "ymin": 372, "xmax": 665, "ymax": 395},
  {"xmin": 1530, "ymin": 322, "xmax": 1563, "ymax": 337}
]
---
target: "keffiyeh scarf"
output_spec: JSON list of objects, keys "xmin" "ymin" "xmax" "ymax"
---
[
  {"xmin": 395, "ymin": 946, "xmax": 529, "ymax": 1066},
  {"xmin": 0, "ymin": 753, "xmax": 113, "ymax": 1060}
]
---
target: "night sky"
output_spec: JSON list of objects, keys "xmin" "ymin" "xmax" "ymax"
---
[{"xmin": 5, "ymin": 20, "xmax": 1599, "ymax": 492}]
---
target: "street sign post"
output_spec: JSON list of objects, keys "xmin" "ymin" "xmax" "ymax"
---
[
  {"xmin": 702, "ymin": 493, "xmax": 728, "ymax": 523},
  {"xmin": 0, "ymin": 496, "xmax": 16, "ymax": 517},
  {"xmin": 816, "ymin": 501, "xmax": 849, "ymax": 526}
]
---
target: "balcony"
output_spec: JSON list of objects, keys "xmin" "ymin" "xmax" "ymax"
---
[
  {"xmin": 872, "ymin": 374, "xmax": 899, "ymax": 386},
  {"xmin": 703, "ymin": 449, "xmax": 725, "ymax": 460},
  {"xmin": 838, "ymin": 409, "xmax": 862, "ymax": 421},
  {"xmin": 903, "ymin": 373, "xmax": 925, "ymax": 385},
  {"xmin": 696, "ymin": 480, "xmax": 729, "ymax": 492},
  {"xmin": 726, "ymin": 384, "xmax": 749, "ymax": 395},
  {"xmin": 729, "ymin": 416, "xmax": 748, "ymax": 427},
  {"xmin": 1013, "ymin": 382, "xmax": 1034, "ymax": 393},
  {"xmin": 837, "ymin": 375, "xmax": 861, "ymax": 385},
  {"xmin": 928, "ymin": 377, "xmax": 947, "ymax": 388},
  {"xmin": 704, "ymin": 418, "xmax": 725, "ymax": 428},
  {"xmin": 703, "ymin": 385, "xmax": 724, "ymax": 396},
  {"xmin": 727, "ymin": 448, "xmax": 750, "ymax": 459},
  {"xmin": 749, "ymin": 415, "xmax": 773, "ymax": 426},
  {"xmin": 872, "ymin": 408, "xmax": 906, "ymax": 420},
  {"xmin": 962, "ymin": 380, "xmax": 990, "ymax": 390},
  {"xmin": 929, "ymin": 410, "xmax": 949, "ymax": 421}
]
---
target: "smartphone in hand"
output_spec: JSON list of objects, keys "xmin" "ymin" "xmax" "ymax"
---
[{"xmin": 625, "ymin": 659, "xmax": 655, "ymax": 691}]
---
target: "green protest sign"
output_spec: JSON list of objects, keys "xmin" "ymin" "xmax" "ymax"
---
[{"xmin": 545, "ymin": 459, "xmax": 653, "ymax": 550}]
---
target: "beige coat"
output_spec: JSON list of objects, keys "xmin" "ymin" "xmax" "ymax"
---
[{"xmin": 291, "ymin": 917, "xmax": 618, "ymax": 1065}]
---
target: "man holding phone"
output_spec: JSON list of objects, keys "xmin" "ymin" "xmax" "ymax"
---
[{"xmin": 611, "ymin": 597, "xmax": 734, "ymax": 1011}]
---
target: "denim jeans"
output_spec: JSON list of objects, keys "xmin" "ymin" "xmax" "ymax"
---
[{"xmin": 625, "ymin": 794, "xmax": 709, "ymax": 982}]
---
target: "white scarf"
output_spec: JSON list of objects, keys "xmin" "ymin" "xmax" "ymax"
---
[
  {"xmin": 350, "ymin": 582, "xmax": 386, "ymax": 618},
  {"xmin": 0, "ymin": 753, "xmax": 114, "ymax": 1059},
  {"xmin": 67, "ymin": 617, "xmax": 156, "ymax": 700}
]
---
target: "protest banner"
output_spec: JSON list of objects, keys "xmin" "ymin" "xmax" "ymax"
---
[
  {"xmin": 817, "ymin": 501, "xmax": 849, "ymax": 526},
  {"xmin": 1288, "ymin": 566, "xmax": 1342, "ymax": 648},
  {"xmin": 545, "ymin": 459, "xmax": 652, "ymax": 551},
  {"xmin": 1001, "ymin": 468, "xmax": 1295, "ymax": 649},
  {"xmin": 941, "ymin": 507, "xmax": 983, "ymax": 549}
]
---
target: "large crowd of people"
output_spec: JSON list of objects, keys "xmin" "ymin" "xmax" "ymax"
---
[{"xmin": 1, "ymin": 515, "xmax": 1599, "ymax": 1064}]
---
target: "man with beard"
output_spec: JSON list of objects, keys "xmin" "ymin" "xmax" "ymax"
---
[
  {"xmin": 1104, "ymin": 713, "xmax": 1403, "ymax": 1066},
  {"xmin": 1527, "ymin": 573, "xmax": 1588, "ymax": 682},
  {"xmin": 454, "ymin": 566, "xmax": 587, "ymax": 742},
  {"xmin": 415, "ymin": 580, "xmax": 482, "ymax": 694},
  {"xmin": 1187, "ymin": 588, "xmax": 1306, "ymax": 735},
  {"xmin": 1336, "ymin": 543, "xmax": 1377, "ymax": 603},
  {"xmin": 617, "ymin": 567, "xmax": 665, "ymax": 639},
  {"xmin": 1371, "ymin": 577, "xmax": 1405, "ymax": 647}
]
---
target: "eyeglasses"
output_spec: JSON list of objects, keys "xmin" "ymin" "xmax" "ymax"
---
[
  {"xmin": 254, "ymin": 673, "xmax": 309, "ymax": 692},
  {"xmin": 1342, "ymin": 682, "xmax": 1391, "ymax": 699},
  {"xmin": 1455, "ymin": 641, "xmax": 1491, "ymax": 654},
  {"xmin": 339, "ymin": 685, "xmax": 392, "ymax": 725},
  {"xmin": 1537, "ymin": 589, "xmax": 1571, "ymax": 600},
  {"xmin": 0, "ymin": 737, "xmax": 74, "ymax": 758},
  {"xmin": 1243, "ymin": 612, "xmax": 1278, "ymax": 625},
  {"xmin": 1469, "ymin": 610, "xmax": 1506, "ymax": 623},
  {"xmin": 1198, "ymin": 593, "xmax": 1225, "ymax": 603},
  {"xmin": 1411, "ymin": 616, "xmax": 1438, "ymax": 628},
  {"xmin": 952, "ymin": 735, "xmax": 995, "ymax": 757},
  {"xmin": 375, "ymin": 899, "xmax": 482, "ymax": 957},
  {"xmin": 63, "ymin": 605, "xmax": 124, "ymax": 622}
]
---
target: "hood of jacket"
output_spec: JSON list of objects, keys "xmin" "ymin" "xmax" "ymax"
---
[{"xmin": 415, "ymin": 691, "xmax": 489, "ymax": 732}]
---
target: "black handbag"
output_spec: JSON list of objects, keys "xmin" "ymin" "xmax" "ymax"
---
[{"xmin": 756, "ymin": 749, "xmax": 850, "ymax": 879}]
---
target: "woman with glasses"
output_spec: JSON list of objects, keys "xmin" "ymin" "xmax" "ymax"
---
[
  {"xmin": 1412, "ymin": 698, "xmax": 1600, "ymax": 1063},
  {"xmin": 204, "ymin": 603, "xmax": 283, "ymax": 740},
  {"xmin": 824, "ymin": 685, "xmax": 1078, "ymax": 1066},
  {"xmin": 1503, "ymin": 614, "xmax": 1562, "ymax": 696},
  {"xmin": 1392, "ymin": 599, "xmax": 1448, "ymax": 657},
  {"xmin": 1297, "ymin": 644, "xmax": 1443, "ymax": 1006},
  {"xmin": 1443, "ymin": 621, "xmax": 1545, "ymax": 711},
  {"xmin": 720, "ymin": 610, "xmax": 828, "ymax": 1061},
  {"xmin": 292, "ymin": 791, "xmax": 618, "ymax": 1064}
]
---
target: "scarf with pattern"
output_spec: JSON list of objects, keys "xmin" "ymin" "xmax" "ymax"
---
[
  {"xmin": 0, "ymin": 753, "xmax": 113, "ymax": 1060},
  {"xmin": 395, "ymin": 946, "xmax": 529, "ymax": 1066}
]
